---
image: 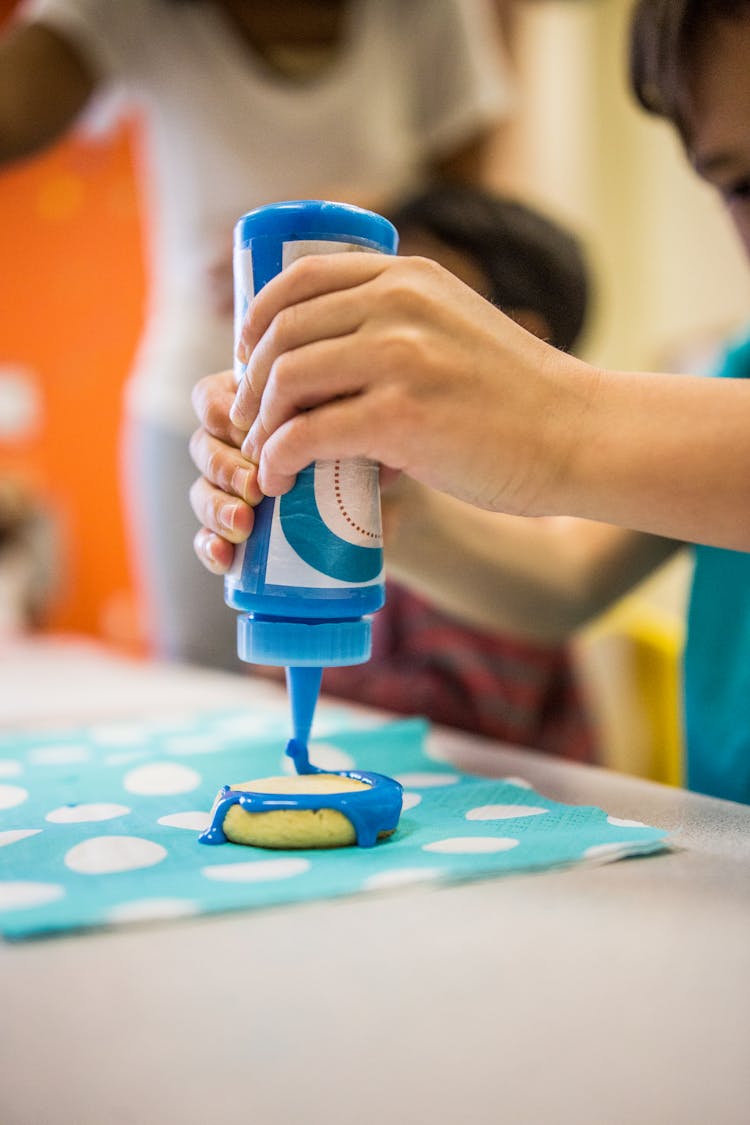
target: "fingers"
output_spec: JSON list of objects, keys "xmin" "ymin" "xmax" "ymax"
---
[
  {"xmin": 224, "ymin": 254, "xmax": 465, "ymax": 496},
  {"xmin": 258, "ymin": 396, "xmax": 394, "ymax": 496},
  {"xmin": 192, "ymin": 370, "xmax": 249, "ymax": 446},
  {"xmin": 193, "ymin": 526, "xmax": 235, "ymax": 575},
  {"xmin": 230, "ymin": 255, "xmax": 447, "ymax": 435},
  {"xmin": 239, "ymin": 335, "xmax": 374, "ymax": 462},
  {"xmin": 230, "ymin": 282, "xmax": 370, "ymax": 432},
  {"xmin": 188, "ymin": 475, "xmax": 254, "ymax": 543},
  {"xmin": 189, "ymin": 427, "xmax": 263, "ymax": 505},
  {"xmin": 236, "ymin": 251, "xmax": 389, "ymax": 364}
]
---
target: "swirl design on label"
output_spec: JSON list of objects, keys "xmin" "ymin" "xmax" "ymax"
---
[{"xmin": 279, "ymin": 464, "xmax": 382, "ymax": 583}]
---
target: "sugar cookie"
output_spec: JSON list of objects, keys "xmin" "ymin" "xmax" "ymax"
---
[{"xmin": 200, "ymin": 770, "xmax": 403, "ymax": 850}]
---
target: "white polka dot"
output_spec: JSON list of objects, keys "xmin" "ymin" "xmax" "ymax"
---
[
  {"xmin": 124, "ymin": 762, "xmax": 201, "ymax": 795},
  {"xmin": 46, "ymin": 803, "xmax": 131, "ymax": 824},
  {"xmin": 584, "ymin": 841, "xmax": 632, "ymax": 861},
  {"xmin": 394, "ymin": 771, "xmax": 460, "ymax": 788},
  {"xmin": 105, "ymin": 750, "xmax": 150, "ymax": 767},
  {"xmin": 308, "ymin": 743, "xmax": 357, "ymax": 771},
  {"xmin": 0, "ymin": 784, "xmax": 28, "ymax": 810},
  {"xmin": 214, "ymin": 713, "xmax": 284, "ymax": 737},
  {"xmin": 466, "ymin": 804, "xmax": 548, "ymax": 821},
  {"xmin": 401, "ymin": 792, "xmax": 422, "ymax": 811},
  {"xmin": 89, "ymin": 723, "xmax": 150, "ymax": 746},
  {"xmin": 306, "ymin": 708, "xmax": 372, "ymax": 734},
  {"xmin": 0, "ymin": 829, "xmax": 42, "ymax": 847},
  {"xmin": 157, "ymin": 811, "xmax": 211, "ymax": 831},
  {"xmin": 607, "ymin": 816, "xmax": 646, "ymax": 828},
  {"xmin": 202, "ymin": 857, "xmax": 310, "ymax": 882},
  {"xmin": 0, "ymin": 881, "xmax": 64, "ymax": 910},
  {"xmin": 501, "ymin": 776, "xmax": 533, "ymax": 790},
  {"xmin": 64, "ymin": 836, "xmax": 167, "ymax": 875},
  {"xmin": 0, "ymin": 760, "xmax": 22, "ymax": 778},
  {"xmin": 423, "ymin": 836, "xmax": 520, "ymax": 854},
  {"xmin": 362, "ymin": 867, "xmax": 441, "ymax": 891},
  {"xmin": 283, "ymin": 743, "xmax": 355, "ymax": 773},
  {"xmin": 164, "ymin": 734, "xmax": 224, "ymax": 756},
  {"xmin": 107, "ymin": 898, "xmax": 197, "ymax": 923},
  {"xmin": 28, "ymin": 744, "xmax": 90, "ymax": 765}
]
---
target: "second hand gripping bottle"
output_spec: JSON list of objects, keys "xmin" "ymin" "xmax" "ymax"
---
[{"xmin": 227, "ymin": 200, "xmax": 399, "ymax": 760}]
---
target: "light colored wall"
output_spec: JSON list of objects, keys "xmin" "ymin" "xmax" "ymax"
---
[{"xmin": 491, "ymin": 0, "xmax": 750, "ymax": 371}]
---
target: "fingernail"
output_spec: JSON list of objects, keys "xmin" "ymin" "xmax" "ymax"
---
[
  {"xmin": 231, "ymin": 466, "xmax": 257, "ymax": 503},
  {"xmin": 219, "ymin": 503, "xmax": 237, "ymax": 531},
  {"xmin": 241, "ymin": 434, "xmax": 257, "ymax": 460},
  {"xmin": 236, "ymin": 341, "xmax": 249, "ymax": 364},
  {"xmin": 229, "ymin": 400, "xmax": 246, "ymax": 427},
  {"xmin": 231, "ymin": 466, "xmax": 249, "ymax": 497}
]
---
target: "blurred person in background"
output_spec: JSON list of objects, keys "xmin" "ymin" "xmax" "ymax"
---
[
  {"xmin": 0, "ymin": 478, "xmax": 56, "ymax": 636},
  {"xmin": 0, "ymin": 0, "xmax": 515, "ymax": 666}
]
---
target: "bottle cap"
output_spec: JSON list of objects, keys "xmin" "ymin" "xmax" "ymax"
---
[
  {"xmin": 237, "ymin": 614, "xmax": 372, "ymax": 667},
  {"xmin": 234, "ymin": 200, "xmax": 398, "ymax": 254}
]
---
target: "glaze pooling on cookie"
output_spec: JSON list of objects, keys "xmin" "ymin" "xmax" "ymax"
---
[{"xmin": 198, "ymin": 738, "xmax": 403, "ymax": 848}]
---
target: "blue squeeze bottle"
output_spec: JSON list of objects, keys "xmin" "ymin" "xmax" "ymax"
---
[{"xmin": 226, "ymin": 200, "xmax": 399, "ymax": 754}]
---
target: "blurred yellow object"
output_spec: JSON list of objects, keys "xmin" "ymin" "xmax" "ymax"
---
[{"xmin": 574, "ymin": 592, "xmax": 686, "ymax": 787}]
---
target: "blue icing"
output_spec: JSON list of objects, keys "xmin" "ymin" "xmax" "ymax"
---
[{"xmin": 199, "ymin": 738, "xmax": 403, "ymax": 849}]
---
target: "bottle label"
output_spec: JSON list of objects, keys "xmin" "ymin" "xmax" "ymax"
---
[{"xmin": 230, "ymin": 239, "xmax": 383, "ymax": 593}]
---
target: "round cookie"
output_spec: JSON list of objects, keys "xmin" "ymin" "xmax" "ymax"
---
[{"xmin": 213, "ymin": 773, "xmax": 400, "ymax": 850}]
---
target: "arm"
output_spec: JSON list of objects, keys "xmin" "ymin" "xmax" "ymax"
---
[
  {"xmin": 188, "ymin": 372, "xmax": 678, "ymax": 643},
  {"xmin": 0, "ymin": 21, "xmax": 96, "ymax": 163},
  {"xmin": 229, "ymin": 253, "xmax": 750, "ymax": 553},
  {"xmin": 383, "ymin": 479, "xmax": 679, "ymax": 642}
]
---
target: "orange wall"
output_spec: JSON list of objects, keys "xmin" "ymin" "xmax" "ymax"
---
[{"xmin": 0, "ymin": 2, "xmax": 147, "ymax": 645}]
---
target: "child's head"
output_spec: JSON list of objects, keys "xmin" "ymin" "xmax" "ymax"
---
[
  {"xmin": 385, "ymin": 184, "xmax": 589, "ymax": 353},
  {"xmin": 631, "ymin": 1, "xmax": 750, "ymax": 251}
]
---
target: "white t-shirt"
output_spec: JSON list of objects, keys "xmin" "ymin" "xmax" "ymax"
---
[{"xmin": 21, "ymin": 0, "xmax": 514, "ymax": 432}]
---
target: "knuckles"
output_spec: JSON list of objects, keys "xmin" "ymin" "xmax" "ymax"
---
[
  {"xmin": 268, "ymin": 304, "xmax": 301, "ymax": 350},
  {"xmin": 204, "ymin": 395, "xmax": 233, "ymax": 436},
  {"xmin": 204, "ymin": 443, "xmax": 227, "ymax": 488},
  {"xmin": 380, "ymin": 256, "xmax": 442, "ymax": 308},
  {"xmin": 372, "ymin": 323, "xmax": 431, "ymax": 374},
  {"xmin": 267, "ymin": 350, "xmax": 298, "ymax": 397},
  {"xmin": 192, "ymin": 370, "xmax": 234, "ymax": 421}
]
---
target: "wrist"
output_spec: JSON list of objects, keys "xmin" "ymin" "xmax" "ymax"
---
[{"xmin": 523, "ymin": 351, "xmax": 603, "ymax": 518}]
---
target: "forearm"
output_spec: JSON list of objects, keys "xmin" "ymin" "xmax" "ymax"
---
[
  {"xmin": 204, "ymin": 256, "xmax": 750, "ymax": 583},
  {"xmin": 563, "ymin": 367, "xmax": 750, "ymax": 551},
  {"xmin": 385, "ymin": 482, "xmax": 677, "ymax": 643}
]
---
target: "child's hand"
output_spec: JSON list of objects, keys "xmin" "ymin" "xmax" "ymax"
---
[
  {"xmin": 189, "ymin": 370, "xmax": 263, "ymax": 574},
  {"xmin": 230, "ymin": 253, "xmax": 595, "ymax": 517}
]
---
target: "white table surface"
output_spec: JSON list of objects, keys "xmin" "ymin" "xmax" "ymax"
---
[{"xmin": 1, "ymin": 637, "xmax": 749, "ymax": 1125}]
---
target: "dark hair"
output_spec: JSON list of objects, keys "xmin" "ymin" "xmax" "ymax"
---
[
  {"xmin": 386, "ymin": 184, "xmax": 589, "ymax": 353},
  {"xmin": 630, "ymin": 0, "xmax": 750, "ymax": 138}
]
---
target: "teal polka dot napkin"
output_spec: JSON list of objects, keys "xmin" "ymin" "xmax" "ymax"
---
[{"xmin": 0, "ymin": 713, "xmax": 669, "ymax": 940}]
